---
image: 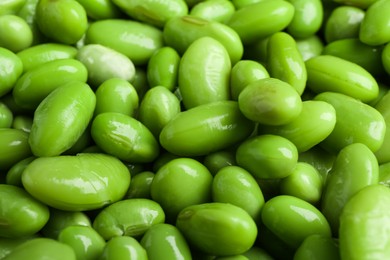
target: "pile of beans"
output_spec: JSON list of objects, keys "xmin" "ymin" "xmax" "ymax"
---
[{"xmin": 1, "ymin": 0, "xmax": 390, "ymax": 259}]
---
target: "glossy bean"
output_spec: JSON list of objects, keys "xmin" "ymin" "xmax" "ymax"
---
[
  {"xmin": 99, "ymin": 236, "xmax": 148, "ymax": 260},
  {"xmin": 75, "ymin": 0, "xmax": 122, "ymax": 20},
  {"xmin": 189, "ymin": 0, "xmax": 236, "ymax": 23},
  {"xmin": 0, "ymin": 102, "xmax": 12, "ymax": 128},
  {"xmin": 0, "ymin": 47, "xmax": 23, "ymax": 97},
  {"xmin": 293, "ymin": 234, "xmax": 340, "ymax": 260},
  {"xmin": 0, "ymin": 128, "xmax": 31, "ymax": 171},
  {"xmin": 5, "ymin": 156, "xmax": 34, "ymax": 187},
  {"xmin": 0, "ymin": 14, "xmax": 32, "ymax": 52},
  {"xmin": 125, "ymin": 171, "xmax": 154, "ymax": 199}
]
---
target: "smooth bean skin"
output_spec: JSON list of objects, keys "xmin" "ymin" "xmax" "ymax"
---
[
  {"xmin": 261, "ymin": 195, "xmax": 332, "ymax": 249},
  {"xmin": 112, "ymin": 0, "xmax": 187, "ymax": 28},
  {"xmin": 203, "ymin": 149, "xmax": 236, "ymax": 176},
  {"xmin": 267, "ymin": 32, "xmax": 307, "ymax": 95},
  {"xmin": 359, "ymin": 0, "xmax": 390, "ymax": 46},
  {"xmin": 236, "ymin": 134, "xmax": 298, "ymax": 179},
  {"xmin": 99, "ymin": 236, "xmax": 147, "ymax": 260},
  {"xmin": 17, "ymin": 0, "xmax": 45, "ymax": 46},
  {"xmin": 151, "ymin": 158, "xmax": 213, "ymax": 221},
  {"xmin": 212, "ymin": 166, "xmax": 264, "ymax": 221},
  {"xmin": 339, "ymin": 184, "xmax": 390, "ymax": 260},
  {"xmin": 306, "ymin": 55, "xmax": 379, "ymax": 102},
  {"xmin": 0, "ymin": 14, "xmax": 32, "ymax": 52},
  {"xmin": 28, "ymin": 81, "xmax": 95, "ymax": 156},
  {"xmin": 85, "ymin": 19, "xmax": 163, "ymax": 66},
  {"xmin": 138, "ymin": 86, "xmax": 181, "ymax": 138},
  {"xmin": 314, "ymin": 92, "xmax": 386, "ymax": 153},
  {"xmin": 293, "ymin": 234, "xmax": 340, "ymax": 260},
  {"xmin": 140, "ymin": 223, "xmax": 192, "ymax": 260},
  {"xmin": 0, "ymin": 128, "xmax": 31, "ymax": 171},
  {"xmin": 94, "ymin": 78, "xmax": 139, "ymax": 117},
  {"xmin": 3, "ymin": 238, "xmax": 76, "ymax": 260},
  {"xmin": 374, "ymin": 91, "xmax": 390, "ymax": 163},
  {"xmin": 75, "ymin": 0, "xmax": 122, "ymax": 20},
  {"xmin": 324, "ymin": 6, "xmax": 365, "ymax": 43},
  {"xmin": 92, "ymin": 198, "xmax": 165, "ymax": 240},
  {"xmin": 226, "ymin": 0, "xmax": 295, "ymax": 44},
  {"xmin": 179, "ymin": 37, "xmax": 230, "ymax": 109},
  {"xmin": 280, "ymin": 162, "xmax": 323, "ymax": 204},
  {"xmin": 176, "ymin": 202, "xmax": 257, "ymax": 256},
  {"xmin": 0, "ymin": 236, "xmax": 36, "ymax": 260},
  {"xmin": 147, "ymin": 47, "xmax": 180, "ymax": 91},
  {"xmin": 77, "ymin": 44, "xmax": 136, "ymax": 88},
  {"xmin": 91, "ymin": 112, "xmax": 159, "ymax": 163},
  {"xmin": 0, "ymin": 184, "xmax": 49, "ymax": 238},
  {"xmin": 239, "ymin": 78, "xmax": 302, "ymax": 125},
  {"xmin": 286, "ymin": 0, "xmax": 323, "ymax": 38},
  {"xmin": 379, "ymin": 162, "xmax": 390, "ymax": 187},
  {"xmin": 13, "ymin": 59, "xmax": 88, "ymax": 109},
  {"xmin": 321, "ymin": 143, "xmax": 379, "ymax": 235},
  {"xmin": 190, "ymin": 0, "xmax": 236, "ymax": 23},
  {"xmin": 36, "ymin": 0, "xmax": 87, "ymax": 44},
  {"xmin": 322, "ymin": 38, "xmax": 385, "ymax": 76},
  {"xmin": 0, "ymin": 0, "xmax": 25, "ymax": 15},
  {"xmin": 125, "ymin": 171, "xmax": 154, "ymax": 199},
  {"xmin": 22, "ymin": 153, "xmax": 131, "ymax": 211},
  {"xmin": 260, "ymin": 100, "xmax": 336, "ymax": 152},
  {"xmin": 163, "ymin": 15, "xmax": 243, "ymax": 64},
  {"xmin": 296, "ymin": 35, "xmax": 324, "ymax": 61},
  {"xmin": 0, "ymin": 47, "xmax": 23, "ymax": 97},
  {"xmin": 58, "ymin": 226, "xmax": 106, "ymax": 260},
  {"xmin": 0, "ymin": 102, "xmax": 12, "ymax": 128},
  {"xmin": 41, "ymin": 208, "xmax": 91, "ymax": 239},
  {"xmin": 382, "ymin": 42, "xmax": 390, "ymax": 75},
  {"xmin": 5, "ymin": 156, "xmax": 34, "ymax": 187},
  {"xmin": 16, "ymin": 43, "xmax": 78, "ymax": 72},
  {"xmin": 230, "ymin": 60, "xmax": 269, "ymax": 100},
  {"xmin": 159, "ymin": 101, "xmax": 255, "ymax": 156}
]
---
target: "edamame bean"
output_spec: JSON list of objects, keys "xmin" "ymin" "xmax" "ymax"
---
[
  {"xmin": 333, "ymin": 0, "xmax": 377, "ymax": 9},
  {"xmin": 58, "ymin": 225, "xmax": 106, "ymax": 260},
  {"xmin": 306, "ymin": 55, "xmax": 379, "ymax": 102},
  {"xmin": 314, "ymin": 92, "xmax": 386, "ymax": 153},
  {"xmin": 138, "ymin": 86, "xmax": 181, "ymax": 138},
  {"xmin": 324, "ymin": 6, "xmax": 365, "ymax": 43},
  {"xmin": 0, "ymin": 102, "xmax": 12, "ymax": 128},
  {"xmin": 146, "ymin": 46, "xmax": 180, "ymax": 91},
  {"xmin": 41, "ymin": 208, "xmax": 91, "ymax": 239},
  {"xmin": 261, "ymin": 195, "xmax": 332, "ymax": 249},
  {"xmin": 94, "ymin": 78, "xmax": 139, "ymax": 117},
  {"xmin": 36, "ymin": 0, "xmax": 88, "ymax": 44},
  {"xmin": 13, "ymin": 58, "xmax": 88, "ymax": 110},
  {"xmin": 0, "ymin": 236, "xmax": 36, "ymax": 259},
  {"xmin": 151, "ymin": 158, "xmax": 213, "ymax": 221},
  {"xmin": 125, "ymin": 171, "xmax": 154, "ymax": 199},
  {"xmin": 85, "ymin": 19, "xmax": 163, "ymax": 66},
  {"xmin": 293, "ymin": 234, "xmax": 340, "ymax": 260},
  {"xmin": 373, "ymin": 90, "xmax": 390, "ymax": 164},
  {"xmin": 76, "ymin": 44, "xmax": 136, "ymax": 88},
  {"xmin": 179, "ymin": 37, "xmax": 231, "ymax": 109},
  {"xmin": 0, "ymin": 184, "xmax": 49, "ymax": 238},
  {"xmin": 379, "ymin": 162, "xmax": 390, "ymax": 187},
  {"xmin": 226, "ymin": 0, "xmax": 295, "ymax": 44},
  {"xmin": 2, "ymin": 238, "xmax": 76, "ymax": 260},
  {"xmin": 0, "ymin": 47, "xmax": 23, "ymax": 97},
  {"xmin": 0, "ymin": 0, "xmax": 26, "ymax": 15},
  {"xmin": 112, "ymin": 0, "xmax": 188, "ymax": 28},
  {"xmin": 189, "ymin": 0, "xmax": 236, "ymax": 23},
  {"xmin": 260, "ymin": 100, "xmax": 336, "ymax": 152},
  {"xmin": 0, "ymin": 128, "xmax": 31, "ymax": 171},
  {"xmin": 267, "ymin": 32, "xmax": 307, "ymax": 95},
  {"xmin": 140, "ymin": 223, "xmax": 192, "ymax": 260},
  {"xmin": 17, "ymin": 0, "xmax": 45, "ymax": 45},
  {"xmin": 22, "ymin": 153, "xmax": 131, "ymax": 211},
  {"xmin": 91, "ymin": 112, "xmax": 159, "ymax": 163},
  {"xmin": 0, "ymin": 14, "xmax": 32, "ymax": 52},
  {"xmin": 203, "ymin": 149, "xmax": 237, "ymax": 176},
  {"xmin": 99, "ymin": 236, "xmax": 148, "ymax": 260},
  {"xmin": 163, "ymin": 15, "xmax": 243, "ymax": 64},
  {"xmin": 28, "ymin": 81, "xmax": 95, "ymax": 156},
  {"xmin": 286, "ymin": 0, "xmax": 323, "ymax": 38},
  {"xmin": 5, "ymin": 156, "xmax": 34, "ymax": 187},
  {"xmin": 321, "ymin": 143, "xmax": 379, "ymax": 235},
  {"xmin": 16, "ymin": 43, "xmax": 78, "ymax": 72},
  {"xmin": 230, "ymin": 60, "xmax": 269, "ymax": 100},
  {"xmin": 295, "ymin": 35, "xmax": 324, "ymax": 61},
  {"xmin": 159, "ymin": 101, "xmax": 255, "ymax": 156},
  {"xmin": 176, "ymin": 202, "xmax": 257, "ymax": 256},
  {"xmin": 238, "ymin": 78, "xmax": 302, "ymax": 125},
  {"xmin": 359, "ymin": 0, "xmax": 390, "ymax": 46},
  {"xmin": 92, "ymin": 198, "xmax": 165, "ymax": 240},
  {"xmin": 279, "ymin": 162, "xmax": 323, "ymax": 204},
  {"xmin": 382, "ymin": 41, "xmax": 390, "ymax": 75},
  {"xmin": 236, "ymin": 134, "xmax": 298, "ymax": 179},
  {"xmin": 339, "ymin": 184, "xmax": 390, "ymax": 259},
  {"xmin": 75, "ymin": 0, "xmax": 122, "ymax": 20},
  {"xmin": 212, "ymin": 166, "xmax": 264, "ymax": 221}
]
